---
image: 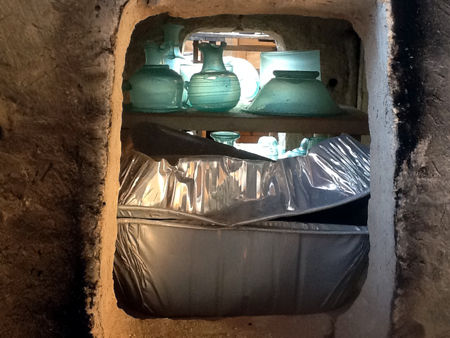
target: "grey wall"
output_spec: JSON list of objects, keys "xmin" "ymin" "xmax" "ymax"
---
[
  {"xmin": 0, "ymin": 0, "xmax": 125, "ymax": 336},
  {"xmin": 390, "ymin": 0, "xmax": 450, "ymax": 336}
]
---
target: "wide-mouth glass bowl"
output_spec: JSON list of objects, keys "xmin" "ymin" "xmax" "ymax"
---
[
  {"xmin": 246, "ymin": 70, "xmax": 341, "ymax": 116},
  {"xmin": 210, "ymin": 131, "xmax": 240, "ymax": 146}
]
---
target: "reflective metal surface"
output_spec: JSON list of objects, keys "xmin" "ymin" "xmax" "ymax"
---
[
  {"xmin": 119, "ymin": 135, "xmax": 370, "ymax": 226},
  {"xmin": 114, "ymin": 219, "xmax": 369, "ymax": 317}
]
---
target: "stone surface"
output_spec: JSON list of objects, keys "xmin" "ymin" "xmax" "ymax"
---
[
  {"xmin": 0, "ymin": 0, "xmax": 123, "ymax": 336},
  {"xmin": 390, "ymin": 0, "xmax": 450, "ymax": 337}
]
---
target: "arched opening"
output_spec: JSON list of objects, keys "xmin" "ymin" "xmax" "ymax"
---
[{"xmin": 95, "ymin": 2, "xmax": 395, "ymax": 337}]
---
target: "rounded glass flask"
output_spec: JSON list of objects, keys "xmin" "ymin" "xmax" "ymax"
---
[
  {"xmin": 188, "ymin": 42, "xmax": 241, "ymax": 112},
  {"xmin": 128, "ymin": 42, "xmax": 183, "ymax": 112},
  {"xmin": 223, "ymin": 56, "xmax": 260, "ymax": 103},
  {"xmin": 247, "ymin": 71, "xmax": 341, "ymax": 116}
]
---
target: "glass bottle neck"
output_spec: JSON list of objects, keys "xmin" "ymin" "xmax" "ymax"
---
[
  {"xmin": 163, "ymin": 23, "xmax": 184, "ymax": 61},
  {"xmin": 200, "ymin": 42, "xmax": 227, "ymax": 72},
  {"xmin": 144, "ymin": 42, "xmax": 169, "ymax": 65},
  {"xmin": 163, "ymin": 23, "xmax": 184, "ymax": 48},
  {"xmin": 166, "ymin": 46, "xmax": 182, "ymax": 60}
]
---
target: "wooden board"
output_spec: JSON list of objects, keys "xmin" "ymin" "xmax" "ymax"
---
[{"xmin": 122, "ymin": 106, "xmax": 369, "ymax": 134}]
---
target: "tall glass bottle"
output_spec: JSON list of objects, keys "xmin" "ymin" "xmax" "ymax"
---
[
  {"xmin": 162, "ymin": 23, "xmax": 185, "ymax": 74},
  {"xmin": 128, "ymin": 42, "xmax": 183, "ymax": 112},
  {"xmin": 188, "ymin": 42, "xmax": 241, "ymax": 112}
]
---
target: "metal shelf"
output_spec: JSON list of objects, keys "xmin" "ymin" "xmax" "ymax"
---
[{"xmin": 122, "ymin": 105, "xmax": 369, "ymax": 134}]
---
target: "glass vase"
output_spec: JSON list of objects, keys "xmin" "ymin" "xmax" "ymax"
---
[
  {"xmin": 188, "ymin": 42, "xmax": 241, "ymax": 112},
  {"xmin": 128, "ymin": 42, "xmax": 183, "ymax": 112}
]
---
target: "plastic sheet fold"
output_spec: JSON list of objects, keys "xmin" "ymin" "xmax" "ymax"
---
[
  {"xmin": 118, "ymin": 135, "xmax": 370, "ymax": 226},
  {"xmin": 114, "ymin": 219, "xmax": 369, "ymax": 317}
]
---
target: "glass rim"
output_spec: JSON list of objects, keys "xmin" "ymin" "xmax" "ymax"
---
[
  {"xmin": 211, "ymin": 131, "xmax": 240, "ymax": 139},
  {"xmin": 273, "ymin": 70, "xmax": 319, "ymax": 79},
  {"xmin": 261, "ymin": 50, "xmax": 320, "ymax": 56}
]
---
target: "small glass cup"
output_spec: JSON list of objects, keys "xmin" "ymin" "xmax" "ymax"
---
[{"xmin": 210, "ymin": 131, "xmax": 240, "ymax": 146}]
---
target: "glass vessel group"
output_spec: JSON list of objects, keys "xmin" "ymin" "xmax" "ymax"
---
[
  {"xmin": 125, "ymin": 23, "xmax": 341, "ymax": 117},
  {"xmin": 124, "ymin": 24, "xmax": 342, "ymax": 158}
]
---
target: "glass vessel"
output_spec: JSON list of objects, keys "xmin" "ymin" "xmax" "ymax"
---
[
  {"xmin": 279, "ymin": 137, "xmax": 312, "ymax": 159},
  {"xmin": 180, "ymin": 62, "xmax": 202, "ymax": 106},
  {"xmin": 223, "ymin": 56, "xmax": 260, "ymax": 103},
  {"xmin": 298, "ymin": 137, "xmax": 311, "ymax": 155},
  {"xmin": 162, "ymin": 23, "xmax": 185, "ymax": 74},
  {"xmin": 188, "ymin": 42, "xmax": 241, "ymax": 112},
  {"xmin": 257, "ymin": 136, "xmax": 279, "ymax": 160},
  {"xmin": 281, "ymin": 135, "xmax": 328, "ymax": 158},
  {"xmin": 260, "ymin": 50, "xmax": 321, "ymax": 87},
  {"xmin": 210, "ymin": 131, "xmax": 240, "ymax": 146},
  {"xmin": 308, "ymin": 134, "xmax": 328, "ymax": 149},
  {"xmin": 128, "ymin": 42, "xmax": 183, "ymax": 112},
  {"xmin": 247, "ymin": 71, "xmax": 341, "ymax": 116}
]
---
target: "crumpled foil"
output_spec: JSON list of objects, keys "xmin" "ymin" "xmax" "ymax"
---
[
  {"xmin": 118, "ymin": 135, "xmax": 370, "ymax": 226},
  {"xmin": 114, "ymin": 219, "xmax": 369, "ymax": 317}
]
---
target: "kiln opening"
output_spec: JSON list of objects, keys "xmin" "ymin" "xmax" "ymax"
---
[{"xmin": 113, "ymin": 11, "xmax": 373, "ymax": 336}]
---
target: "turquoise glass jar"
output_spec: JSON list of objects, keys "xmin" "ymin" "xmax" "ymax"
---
[
  {"xmin": 247, "ymin": 71, "xmax": 341, "ymax": 116},
  {"xmin": 128, "ymin": 42, "xmax": 183, "ymax": 112},
  {"xmin": 210, "ymin": 131, "xmax": 240, "ymax": 146},
  {"xmin": 188, "ymin": 42, "xmax": 241, "ymax": 112},
  {"xmin": 162, "ymin": 23, "xmax": 185, "ymax": 74}
]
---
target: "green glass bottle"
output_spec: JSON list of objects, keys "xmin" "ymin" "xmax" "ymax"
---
[
  {"xmin": 128, "ymin": 42, "xmax": 183, "ymax": 112},
  {"xmin": 161, "ymin": 23, "xmax": 185, "ymax": 74},
  {"xmin": 188, "ymin": 42, "xmax": 241, "ymax": 112}
]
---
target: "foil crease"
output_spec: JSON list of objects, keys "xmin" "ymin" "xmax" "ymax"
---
[
  {"xmin": 118, "ymin": 135, "xmax": 370, "ymax": 226},
  {"xmin": 114, "ymin": 219, "xmax": 369, "ymax": 317}
]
